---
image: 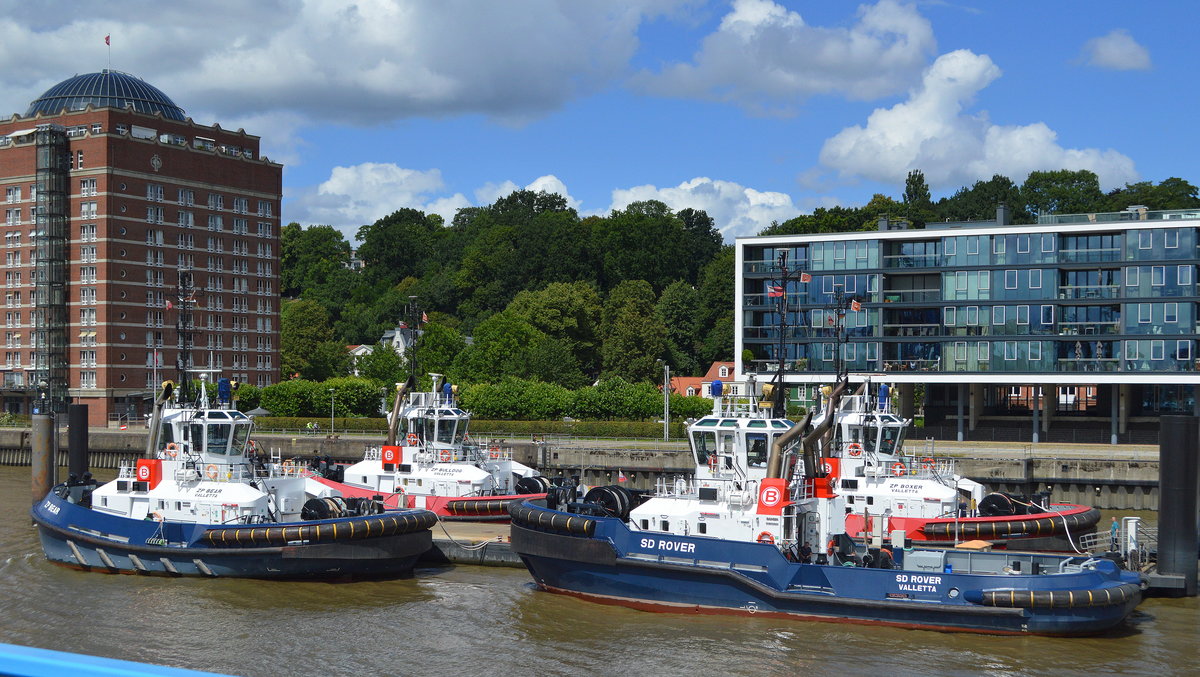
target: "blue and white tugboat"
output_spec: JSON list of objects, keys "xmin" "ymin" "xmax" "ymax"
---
[
  {"xmin": 30, "ymin": 278, "xmax": 437, "ymax": 579},
  {"xmin": 509, "ymin": 376, "xmax": 1144, "ymax": 635}
]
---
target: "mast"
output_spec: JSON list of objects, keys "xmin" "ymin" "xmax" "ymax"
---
[
  {"xmin": 173, "ymin": 272, "xmax": 197, "ymax": 404},
  {"xmin": 770, "ymin": 250, "xmax": 795, "ymax": 418}
]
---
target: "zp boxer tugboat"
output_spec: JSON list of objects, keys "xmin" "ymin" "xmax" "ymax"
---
[
  {"xmin": 509, "ymin": 381, "xmax": 1145, "ymax": 635},
  {"xmin": 30, "ymin": 277, "xmax": 436, "ymax": 579},
  {"xmin": 311, "ymin": 374, "xmax": 549, "ymax": 520}
]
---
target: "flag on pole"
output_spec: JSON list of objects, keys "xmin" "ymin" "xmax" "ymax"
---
[
  {"xmin": 618, "ymin": 469, "xmax": 627, "ymax": 483},
  {"xmin": 421, "ymin": 311, "xmax": 429, "ymax": 323},
  {"xmin": 165, "ymin": 299, "xmax": 173, "ymax": 310},
  {"xmin": 850, "ymin": 298, "xmax": 861, "ymax": 312},
  {"xmin": 800, "ymin": 272, "xmax": 812, "ymax": 283},
  {"xmin": 767, "ymin": 285, "xmax": 784, "ymax": 298},
  {"xmin": 827, "ymin": 313, "xmax": 835, "ymax": 326},
  {"xmin": 105, "ymin": 35, "xmax": 110, "ymax": 46}
]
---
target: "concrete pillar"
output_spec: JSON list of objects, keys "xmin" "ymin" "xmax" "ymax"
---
[
  {"xmin": 956, "ymin": 383, "xmax": 964, "ymax": 442},
  {"xmin": 1031, "ymin": 386, "xmax": 1040, "ymax": 444},
  {"xmin": 968, "ymin": 384, "xmax": 982, "ymax": 431},
  {"xmin": 31, "ymin": 414, "xmax": 55, "ymax": 507},
  {"xmin": 898, "ymin": 383, "xmax": 915, "ymax": 420},
  {"xmin": 1157, "ymin": 416, "xmax": 1198, "ymax": 597},
  {"xmin": 1113, "ymin": 384, "xmax": 1123, "ymax": 436},
  {"xmin": 1111, "ymin": 383, "xmax": 1120, "ymax": 445},
  {"xmin": 1041, "ymin": 386, "xmax": 1054, "ymax": 434}
]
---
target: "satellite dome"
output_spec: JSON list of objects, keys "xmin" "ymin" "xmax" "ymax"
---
[{"xmin": 26, "ymin": 69, "xmax": 186, "ymax": 121}]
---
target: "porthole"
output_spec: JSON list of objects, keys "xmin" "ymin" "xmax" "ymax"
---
[
  {"xmin": 120, "ymin": 205, "xmax": 127, "ymax": 213},
  {"xmin": 119, "ymin": 270, "xmax": 126, "ymax": 278},
  {"xmin": 119, "ymin": 312, "xmax": 126, "ymax": 319},
  {"xmin": 118, "ymin": 332, "xmax": 126, "ymax": 340},
  {"xmin": 119, "ymin": 249, "xmax": 127, "ymax": 257},
  {"xmin": 120, "ymin": 353, "xmax": 126, "ymax": 361},
  {"xmin": 119, "ymin": 183, "xmax": 127, "ymax": 190},
  {"xmin": 119, "ymin": 227, "xmax": 127, "ymax": 235},
  {"xmin": 119, "ymin": 291, "xmax": 127, "ymax": 298},
  {"xmin": 119, "ymin": 374, "xmax": 127, "ymax": 382}
]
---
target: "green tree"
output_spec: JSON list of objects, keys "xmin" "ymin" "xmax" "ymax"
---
[
  {"xmin": 451, "ymin": 312, "xmax": 548, "ymax": 383},
  {"xmin": 935, "ymin": 174, "xmax": 1030, "ymax": 224},
  {"xmin": 759, "ymin": 206, "xmax": 866, "ymax": 236},
  {"xmin": 591, "ymin": 201, "xmax": 688, "ymax": 291},
  {"xmin": 279, "ymin": 224, "xmax": 352, "ymax": 298},
  {"xmin": 677, "ymin": 208, "xmax": 723, "ymax": 284},
  {"xmin": 280, "ymin": 299, "xmax": 333, "ymax": 380},
  {"xmin": 506, "ymin": 282, "xmax": 602, "ymax": 378},
  {"xmin": 355, "ymin": 208, "xmax": 444, "ymax": 287},
  {"xmin": 656, "ymin": 280, "xmax": 700, "ymax": 375},
  {"xmin": 902, "ymin": 169, "xmax": 934, "ymax": 228},
  {"xmin": 1021, "ymin": 169, "xmax": 1104, "ymax": 216},
  {"xmin": 1101, "ymin": 177, "xmax": 1200, "ymax": 212},
  {"xmin": 415, "ymin": 322, "xmax": 467, "ymax": 381},
  {"xmin": 354, "ymin": 342, "xmax": 406, "ymax": 384},
  {"xmin": 599, "ymin": 280, "xmax": 667, "ymax": 382}
]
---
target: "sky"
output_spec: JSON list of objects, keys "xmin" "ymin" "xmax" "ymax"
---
[{"xmin": 1, "ymin": 1, "xmax": 1194, "ymax": 243}]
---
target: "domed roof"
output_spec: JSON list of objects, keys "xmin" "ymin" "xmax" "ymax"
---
[{"xmin": 26, "ymin": 70, "xmax": 186, "ymax": 121}]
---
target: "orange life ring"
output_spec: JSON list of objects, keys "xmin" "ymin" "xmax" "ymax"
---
[
  {"xmin": 489, "ymin": 446, "xmax": 501, "ymax": 459},
  {"xmin": 708, "ymin": 454, "xmax": 718, "ymax": 471},
  {"xmin": 921, "ymin": 457, "xmax": 935, "ymax": 470},
  {"xmin": 406, "ymin": 433, "xmax": 419, "ymax": 446},
  {"xmin": 847, "ymin": 443, "xmax": 864, "ymax": 457},
  {"xmin": 439, "ymin": 449, "xmax": 452, "ymax": 462},
  {"xmin": 164, "ymin": 442, "xmax": 179, "ymax": 459},
  {"xmin": 281, "ymin": 460, "xmax": 297, "ymax": 473},
  {"xmin": 891, "ymin": 462, "xmax": 907, "ymax": 476},
  {"xmin": 205, "ymin": 464, "xmax": 219, "ymax": 480},
  {"xmin": 757, "ymin": 531, "xmax": 775, "ymax": 545},
  {"xmin": 827, "ymin": 539, "xmax": 837, "ymax": 556},
  {"xmin": 150, "ymin": 511, "xmax": 165, "ymax": 522}
]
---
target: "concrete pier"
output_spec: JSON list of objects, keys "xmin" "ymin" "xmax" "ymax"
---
[{"xmin": 422, "ymin": 521, "xmax": 520, "ymax": 568}]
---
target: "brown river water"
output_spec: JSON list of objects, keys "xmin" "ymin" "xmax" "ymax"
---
[{"xmin": 2, "ymin": 467, "xmax": 1197, "ymax": 676}]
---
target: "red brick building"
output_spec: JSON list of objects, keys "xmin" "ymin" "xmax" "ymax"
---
[{"xmin": 0, "ymin": 70, "xmax": 281, "ymax": 425}]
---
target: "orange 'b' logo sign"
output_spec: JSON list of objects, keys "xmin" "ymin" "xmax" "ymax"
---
[
  {"xmin": 137, "ymin": 465, "xmax": 151, "ymax": 480},
  {"xmin": 760, "ymin": 485, "xmax": 781, "ymax": 507}
]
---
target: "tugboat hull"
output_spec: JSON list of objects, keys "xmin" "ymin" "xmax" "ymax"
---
[
  {"xmin": 510, "ymin": 505, "xmax": 1142, "ymax": 636},
  {"xmin": 32, "ymin": 491, "xmax": 435, "ymax": 580}
]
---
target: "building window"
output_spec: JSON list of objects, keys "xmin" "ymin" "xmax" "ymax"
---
[
  {"xmin": 943, "ymin": 238, "xmax": 956, "ymax": 256},
  {"xmin": 1040, "ymin": 305, "xmax": 1053, "ymax": 324},
  {"xmin": 1016, "ymin": 305, "xmax": 1029, "ymax": 325},
  {"xmin": 1030, "ymin": 269, "xmax": 1042, "ymax": 288},
  {"xmin": 1138, "ymin": 303, "xmax": 1151, "ymax": 323},
  {"xmin": 80, "ymin": 371, "xmax": 96, "ymax": 388},
  {"xmin": 80, "ymin": 178, "xmax": 97, "ymax": 197},
  {"xmin": 1029, "ymin": 341, "xmax": 1041, "ymax": 360},
  {"xmin": 178, "ymin": 188, "xmax": 195, "ymax": 205},
  {"xmin": 966, "ymin": 237, "xmax": 979, "ymax": 255},
  {"xmin": 978, "ymin": 341, "xmax": 989, "ymax": 361},
  {"xmin": 992, "ymin": 305, "xmax": 1004, "ymax": 325},
  {"xmin": 208, "ymin": 215, "xmax": 223, "ymax": 231},
  {"xmin": 81, "ymin": 223, "xmax": 96, "ymax": 242},
  {"xmin": 954, "ymin": 342, "xmax": 966, "ymax": 361},
  {"xmin": 4, "ymin": 187, "xmax": 19, "ymax": 203},
  {"xmin": 1137, "ymin": 230, "xmax": 1151, "ymax": 249},
  {"xmin": 208, "ymin": 194, "xmax": 224, "ymax": 210},
  {"xmin": 1152, "ymin": 266, "xmax": 1165, "ymax": 286},
  {"xmin": 1176, "ymin": 340, "xmax": 1191, "ymax": 361},
  {"xmin": 233, "ymin": 197, "xmax": 249, "ymax": 214},
  {"xmin": 1151, "ymin": 340, "xmax": 1164, "ymax": 361},
  {"xmin": 955, "ymin": 271, "xmax": 967, "ymax": 291},
  {"xmin": 1004, "ymin": 341, "xmax": 1017, "ymax": 360},
  {"xmin": 1004, "ymin": 270, "xmax": 1017, "ymax": 289},
  {"xmin": 6, "ymin": 209, "xmax": 19, "ymax": 226},
  {"xmin": 1017, "ymin": 235, "xmax": 1030, "ymax": 254},
  {"xmin": 1126, "ymin": 267, "xmax": 1139, "ymax": 286},
  {"xmin": 179, "ymin": 210, "xmax": 194, "ymax": 228},
  {"xmin": 79, "ymin": 308, "xmax": 96, "ymax": 326},
  {"xmin": 76, "ymin": 150, "xmax": 84, "ymax": 169},
  {"xmin": 1178, "ymin": 265, "xmax": 1192, "ymax": 286},
  {"xmin": 146, "ymin": 183, "xmax": 164, "ymax": 201},
  {"xmin": 1165, "ymin": 303, "xmax": 1178, "ymax": 323},
  {"xmin": 257, "ymin": 200, "xmax": 273, "ymax": 217},
  {"xmin": 993, "ymin": 237, "xmax": 1005, "ymax": 255},
  {"xmin": 944, "ymin": 307, "xmax": 955, "ymax": 325},
  {"xmin": 1041, "ymin": 234, "xmax": 1055, "ymax": 253},
  {"xmin": 146, "ymin": 207, "xmax": 163, "ymax": 224}
]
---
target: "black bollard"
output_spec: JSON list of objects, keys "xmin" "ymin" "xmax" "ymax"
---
[
  {"xmin": 1158, "ymin": 416, "xmax": 1198, "ymax": 596},
  {"xmin": 68, "ymin": 404, "xmax": 90, "ymax": 481}
]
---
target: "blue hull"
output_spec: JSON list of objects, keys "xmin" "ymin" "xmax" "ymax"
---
[
  {"xmin": 32, "ymin": 490, "xmax": 435, "ymax": 580},
  {"xmin": 510, "ymin": 505, "xmax": 1143, "ymax": 636}
]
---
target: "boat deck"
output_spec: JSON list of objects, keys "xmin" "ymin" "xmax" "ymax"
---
[{"xmin": 423, "ymin": 521, "xmax": 521, "ymax": 568}]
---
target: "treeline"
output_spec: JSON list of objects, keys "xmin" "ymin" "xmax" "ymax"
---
[
  {"xmin": 282, "ymin": 192, "xmax": 732, "ymax": 389},
  {"xmin": 762, "ymin": 170, "xmax": 1199, "ymax": 235}
]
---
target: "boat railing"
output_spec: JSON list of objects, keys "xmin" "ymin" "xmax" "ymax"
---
[
  {"xmin": 363, "ymin": 447, "xmax": 382, "ymax": 461},
  {"xmin": 655, "ymin": 475, "xmax": 697, "ymax": 497}
]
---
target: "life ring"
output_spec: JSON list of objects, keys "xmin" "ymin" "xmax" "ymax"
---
[
  {"xmin": 248, "ymin": 440, "xmax": 258, "ymax": 453},
  {"xmin": 164, "ymin": 442, "xmax": 179, "ymax": 459},
  {"xmin": 406, "ymin": 433, "xmax": 419, "ymax": 446},
  {"xmin": 847, "ymin": 443, "xmax": 864, "ymax": 457},
  {"xmin": 891, "ymin": 462, "xmax": 907, "ymax": 477},
  {"xmin": 205, "ymin": 464, "xmax": 219, "ymax": 480},
  {"xmin": 489, "ymin": 446, "xmax": 501, "ymax": 459},
  {"xmin": 827, "ymin": 539, "xmax": 837, "ymax": 556},
  {"xmin": 757, "ymin": 531, "xmax": 775, "ymax": 545},
  {"xmin": 708, "ymin": 454, "xmax": 718, "ymax": 471},
  {"xmin": 281, "ymin": 460, "xmax": 296, "ymax": 473},
  {"xmin": 439, "ymin": 449, "xmax": 452, "ymax": 462},
  {"xmin": 921, "ymin": 457, "xmax": 935, "ymax": 470},
  {"xmin": 150, "ymin": 511, "xmax": 165, "ymax": 522}
]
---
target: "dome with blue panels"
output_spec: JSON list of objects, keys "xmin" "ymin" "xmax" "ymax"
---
[{"xmin": 26, "ymin": 70, "xmax": 186, "ymax": 120}]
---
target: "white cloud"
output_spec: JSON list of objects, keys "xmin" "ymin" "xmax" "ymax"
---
[
  {"xmin": 0, "ymin": 0, "xmax": 687, "ymax": 126},
  {"xmin": 608, "ymin": 177, "xmax": 799, "ymax": 239},
  {"xmin": 819, "ymin": 49, "xmax": 1138, "ymax": 192},
  {"xmin": 1081, "ymin": 29, "xmax": 1151, "ymax": 71},
  {"xmin": 632, "ymin": 0, "xmax": 936, "ymax": 111},
  {"xmin": 286, "ymin": 163, "xmax": 468, "ymax": 238},
  {"xmin": 288, "ymin": 166, "xmax": 581, "ymax": 236}
]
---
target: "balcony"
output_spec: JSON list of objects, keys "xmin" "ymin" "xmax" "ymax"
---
[
  {"xmin": 1058, "ymin": 285, "xmax": 1119, "ymax": 300},
  {"xmin": 881, "ymin": 289, "xmax": 941, "ymax": 303},
  {"xmin": 883, "ymin": 253, "xmax": 942, "ymax": 269},
  {"xmin": 884, "ymin": 324, "xmax": 940, "ymax": 337},
  {"xmin": 1057, "ymin": 247, "xmax": 1121, "ymax": 263},
  {"xmin": 1057, "ymin": 321, "xmax": 1119, "ymax": 336},
  {"xmin": 883, "ymin": 358, "xmax": 941, "ymax": 372}
]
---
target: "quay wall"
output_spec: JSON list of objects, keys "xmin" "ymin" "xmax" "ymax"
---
[{"xmin": 0, "ymin": 428, "xmax": 1162, "ymax": 510}]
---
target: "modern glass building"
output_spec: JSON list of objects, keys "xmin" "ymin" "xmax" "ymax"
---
[{"xmin": 736, "ymin": 205, "xmax": 1200, "ymax": 444}]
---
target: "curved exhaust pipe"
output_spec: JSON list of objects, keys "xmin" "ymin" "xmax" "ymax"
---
[
  {"xmin": 384, "ymin": 378, "xmax": 413, "ymax": 447},
  {"xmin": 766, "ymin": 409, "xmax": 811, "ymax": 479},
  {"xmin": 800, "ymin": 379, "xmax": 856, "ymax": 477}
]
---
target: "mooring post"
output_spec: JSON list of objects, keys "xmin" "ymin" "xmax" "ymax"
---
[
  {"xmin": 67, "ymin": 404, "xmax": 90, "ymax": 480},
  {"xmin": 31, "ymin": 414, "xmax": 54, "ymax": 508},
  {"xmin": 1157, "ymin": 415, "xmax": 1198, "ymax": 597}
]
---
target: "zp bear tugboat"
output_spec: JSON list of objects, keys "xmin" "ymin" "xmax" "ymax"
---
[
  {"xmin": 30, "ymin": 277, "xmax": 437, "ymax": 579},
  {"xmin": 311, "ymin": 373, "xmax": 550, "ymax": 521},
  {"xmin": 509, "ymin": 374, "xmax": 1145, "ymax": 635}
]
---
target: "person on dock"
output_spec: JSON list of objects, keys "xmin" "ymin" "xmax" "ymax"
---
[{"xmin": 1110, "ymin": 517, "xmax": 1120, "ymax": 551}]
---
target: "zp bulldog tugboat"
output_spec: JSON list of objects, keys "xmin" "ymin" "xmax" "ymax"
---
[
  {"xmin": 30, "ymin": 277, "xmax": 437, "ymax": 579},
  {"xmin": 312, "ymin": 374, "xmax": 550, "ymax": 520},
  {"xmin": 508, "ymin": 390, "xmax": 1145, "ymax": 635}
]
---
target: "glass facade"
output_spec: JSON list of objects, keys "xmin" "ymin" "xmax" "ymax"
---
[{"xmin": 739, "ymin": 212, "xmax": 1200, "ymax": 382}]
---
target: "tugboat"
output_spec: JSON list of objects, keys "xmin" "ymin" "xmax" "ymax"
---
[
  {"xmin": 30, "ymin": 277, "xmax": 437, "ymax": 579},
  {"xmin": 508, "ymin": 391, "xmax": 1145, "ymax": 635},
  {"xmin": 311, "ymin": 372, "xmax": 550, "ymax": 520}
]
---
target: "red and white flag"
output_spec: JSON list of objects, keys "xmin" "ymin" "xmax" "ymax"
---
[
  {"xmin": 105, "ymin": 35, "xmax": 110, "ymax": 46},
  {"xmin": 799, "ymin": 272, "xmax": 812, "ymax": 283},
  {"xmin": 165, "ymin": 300, "xmax": 173, "ymax": 310},
  {"xmin": 767, "ymin": 285, "xmax": 784, "ymax": 298},
  {"xmin": 618, "ymin": 470, "xmax": 627, "ymax": 483},
  {"xmin": 421, "ymin": 311, "xmax": 428, "ymax": 323},
  {"xmin": 850, "ymin": 299, "xmax": 861, "ymax": 312}
]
